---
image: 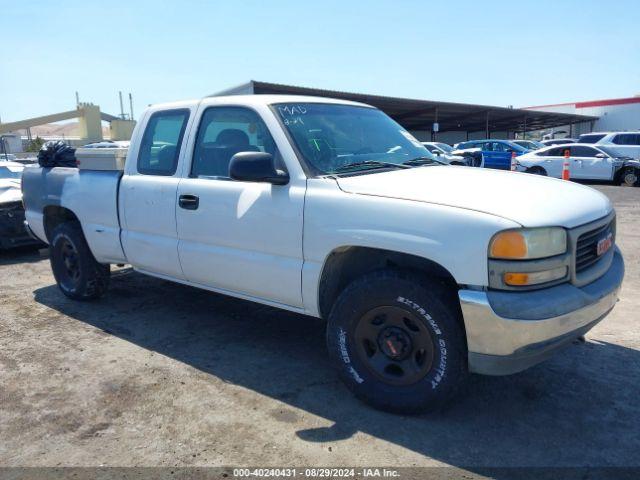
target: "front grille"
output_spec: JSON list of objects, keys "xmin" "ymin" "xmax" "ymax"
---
[{"xmin": 575, "ymin": 220, "xmax": 614, "ymax": 273}]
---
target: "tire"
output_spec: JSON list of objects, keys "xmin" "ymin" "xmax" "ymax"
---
[
  {"xmin": 526, "ymin": 166, "xmax": 547, "ymax": 176},
  {"xmin": 326, "ymin": 269, "xmax": 467, "ymax": 414},
  {"xmin": 616, "ymin": 166, "xmax": 640, "ymax": 187},
  {"xmin": 49, "ymin": 221, "xmax": 110, "ymax": 300}
]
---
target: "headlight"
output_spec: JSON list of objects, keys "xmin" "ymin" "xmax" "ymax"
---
[{"xmin": 489, "ymin": 227, "xmax": 567, "ymax": 260}]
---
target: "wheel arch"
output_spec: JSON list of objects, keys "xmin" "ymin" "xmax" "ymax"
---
[
  {"xmin": 613, "ymin": 161, "xmax": 640, "ymax": 186},
  {"xmin": 43, "ymin": 205, "xmax": 80, "ymax": 242},
  {"xmin": 526, "ymin": 165, "xmax": 547, "ymax": 175},
  {"xmin": 317, "ymin": 246, "xmax": 462, "ymax": 321}
]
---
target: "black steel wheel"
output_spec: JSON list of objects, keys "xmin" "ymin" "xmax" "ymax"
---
[
  {"xmin": 50, "ymin": 221, "xmax": 110, "ymax": 300},
  {"xmin": 354, "ymin": 305, "xmax": 435, "ymax": 386},
  {"xmin": 58, "ymin": 236, "xmax": 82, "ymax": 289},
  {"xmin": 326, "ymin": 269, "xmax": 467, "ymax": 413}
]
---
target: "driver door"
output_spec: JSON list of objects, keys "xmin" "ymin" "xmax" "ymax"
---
[
  {"xmin": 569, "ymin": 145, "xmax": 614, "ymax": 180},
  {"xmin": 175, "ymin": 105, "xmax": 305, "ymax": 308}
]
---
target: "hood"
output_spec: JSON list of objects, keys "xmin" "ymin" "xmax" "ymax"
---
[
  {"xmin": 0, "ymin": 179, "xmax": 22, "ymax": 204},
  {"xmin": 336, "ymin": 166, "xmax": 612, "ymax": 228}
]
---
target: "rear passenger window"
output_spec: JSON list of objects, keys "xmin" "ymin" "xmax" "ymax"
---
[
  {"xmin": 578, "ymin": 134, "xmax": 606, "ymax": 144},
  {"xmin": 191, "ymin": 107, "xmax": 280, "ymax": 178},
  {"xmin": 613, "ymin": 134, "xmax": 640, "ymax": 145},
  {"xmin": 137, "ymin": 109, "xmax": 189, "ymax": 176},
  {"xmin": 570, "ymin": 146, "xmax": 598, "ymax": 157}
]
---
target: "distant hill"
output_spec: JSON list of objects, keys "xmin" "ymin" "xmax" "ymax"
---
[{"xmin": 16, "ymin": 122, "xmax": 110, "ymax": 138}]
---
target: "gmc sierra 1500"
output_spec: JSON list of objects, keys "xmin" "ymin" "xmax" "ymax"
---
[{"xmin": 22, "ymin": 95, "xmax": 624, "ymax": 413}]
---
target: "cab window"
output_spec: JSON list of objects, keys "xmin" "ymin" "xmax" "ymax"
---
[{"xmin": 191, "ymin": 107, "xmax": 280, "ymax": 178}]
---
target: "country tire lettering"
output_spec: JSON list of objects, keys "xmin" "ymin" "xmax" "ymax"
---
[{"xmin": 326, "ymin": 269, "xmax": 467, "ymax": 413}]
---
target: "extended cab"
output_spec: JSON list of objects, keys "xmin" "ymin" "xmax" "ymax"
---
[{"xmin": 22, "ymin": 95, "xmax": 625, "ymax": 413}]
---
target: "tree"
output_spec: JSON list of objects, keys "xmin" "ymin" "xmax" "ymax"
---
[{"xmin": 26, "ymin": 136, "xmax": 45, "ymax": 152}]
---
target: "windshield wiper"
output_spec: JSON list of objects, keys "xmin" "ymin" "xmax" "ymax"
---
[
  {"xmin": 333, "ymin": 160, "xmax": 410, "ymax": 173},
  {"xmin": 402, "ymin": 156, "xmax": 444, "ymax": 166}
]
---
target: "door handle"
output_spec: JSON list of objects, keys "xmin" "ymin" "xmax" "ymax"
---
[{"xmin": 179, "ymin": 194, "xmax": 199, "ymax": 210}]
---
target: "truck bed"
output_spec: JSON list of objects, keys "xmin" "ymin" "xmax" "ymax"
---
[{"xmin": 22, "ymin": 167, "xmax": 127, "ymax": 264}]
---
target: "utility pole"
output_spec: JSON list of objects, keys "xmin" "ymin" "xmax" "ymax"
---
[
  {"xmin": 129, "ymin": 93, "xmax": 134, "ymax": 121},
  {"xmin": 119, "ymin": 91, "xmax": 125, "ymax": 120}
]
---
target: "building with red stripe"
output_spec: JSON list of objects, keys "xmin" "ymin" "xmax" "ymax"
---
[{"xmin": 524, "ymin": 96, "xmax": 640, "ymax": 138}]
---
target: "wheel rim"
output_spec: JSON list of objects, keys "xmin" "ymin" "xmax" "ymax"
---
[
  {"xmin": 59, "ymin": 238, "xmax": 81, "ymax": 286},
  {"xmin": 354, "ymin": 305, "xmax": 435, "ymax": 386},
  {"xmin": 623, "ymin": 169, "xmax": 637, "ymax": 186}
]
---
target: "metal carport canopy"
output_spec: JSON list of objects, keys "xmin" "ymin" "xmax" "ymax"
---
[{"xmin": 210, "ymin": 81, "xmax": 597, "ymax": 134}]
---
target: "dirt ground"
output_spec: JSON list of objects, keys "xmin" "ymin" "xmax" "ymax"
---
[{"xmin": 1, "ymin": 185, "xmax": 638, "ymax": 471}]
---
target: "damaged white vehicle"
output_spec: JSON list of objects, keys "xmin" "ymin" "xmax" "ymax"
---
[{"xmin": 0, "ymin": 162, "xmax": 41, "ymax": 249}]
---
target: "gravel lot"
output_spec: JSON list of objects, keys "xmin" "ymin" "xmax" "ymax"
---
[{"xmin": 1, "ymin": 185, "xmax": 638, "ymax": 471}]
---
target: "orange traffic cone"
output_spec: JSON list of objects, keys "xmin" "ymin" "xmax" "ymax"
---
[
  {"xmin": 562, "ymin": 150, "xmax": 571, "ymax": 181},
  {"xmin": 510, "ymin": 151, "xmax": 517, "ymax": 171}
]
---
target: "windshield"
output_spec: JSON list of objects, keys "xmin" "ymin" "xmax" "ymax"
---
[
  {"xmin": 0, "ymin": 165, "xmax": 23, "ymax": 180},
  {"xmin": 514, "ymin": 140, "xmax": 544, "ymax": 150},
  {"xmin": 274, "ymin": 103, "xmax": 441, "ymax": 175},
  {"xmin": 578, "ymin": 134, "xmax": 606, "ymax": 144}
]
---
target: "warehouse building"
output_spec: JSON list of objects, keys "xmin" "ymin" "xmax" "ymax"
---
[
  {"xmin": 211, "ymin": 81, "xmax": 597, "ymax": 145},
  {"xmin": 524, "ymin": 95, "xmax": 640, "ymax": 139}
]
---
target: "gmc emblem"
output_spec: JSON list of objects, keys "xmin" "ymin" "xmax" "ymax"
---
[{"xmin": 597, "ymin": 232, "xmax": 613, "ymax": 256}]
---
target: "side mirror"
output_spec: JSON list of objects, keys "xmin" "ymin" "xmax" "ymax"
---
[
  {"xmin": 595, "ymin": 153, "xmax": 607, "ymax": 159},
  {"xmin": 433, "ymin": 150, "xmax": 442, "ymax": 156},
  {"xmin": 229, "ymin": 151, "xmax": 289, "ymax": 185}
]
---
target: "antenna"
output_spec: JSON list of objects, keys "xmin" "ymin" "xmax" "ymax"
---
[{"xmin": 129, "ymin": 93, "xmax": 134, "ymax": 121}]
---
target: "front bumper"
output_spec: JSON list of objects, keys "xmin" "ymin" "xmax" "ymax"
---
[
  {"xmin": 459, "ymin": 248, "xmax": 624, "ymax": 375},
  {"xmin": 0, "ymin": 202, "xmax": 43, "ymax": 249}
]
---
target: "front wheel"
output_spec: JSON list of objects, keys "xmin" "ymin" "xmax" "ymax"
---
[
  {"xmin": 50, "ymin": 222, "xmax": 110, "ymax": 300},
  {"xmin": 618, "ymin": 166, "xmax": 639, "ymax": 187},
  {"xmin": 326, "ymin": 270, "xmax": 467, "ymax": 413}
]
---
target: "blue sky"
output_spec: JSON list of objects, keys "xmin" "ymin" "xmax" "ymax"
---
[{"xmin": 1, "ymin": 0, "xmax": 639, "ymax": 122}]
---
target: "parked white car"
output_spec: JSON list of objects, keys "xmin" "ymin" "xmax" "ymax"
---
[
  {"xmin": 22, "ymin": 95, "xmax": 624, "ymax": 413},
  {"xmin": 421, "ymin": 142, "xmax": 467, "ymax": 164},
  {"xmin": 577, "ymin": 132, "xmax": 640, "ymax": 160},
  {"xmin": 540, "ymin": 138, "xmax": 577, "ymax": 146},
  {"xmin": 517, "ymin": 144, "xmax": 640, "ymax": 185},
  {"xmin": 511, "ymin": 140, "xmax": 545, "ymax": 150}
]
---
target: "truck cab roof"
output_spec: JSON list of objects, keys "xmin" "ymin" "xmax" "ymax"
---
[{"xmin": 148, "ymin": 94, "xmax": 372, "ymax": 112}]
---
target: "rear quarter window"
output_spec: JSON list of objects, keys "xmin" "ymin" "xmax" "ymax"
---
[
  {"xmin": 578, "ymin": 134, "xmax": 606, "ymax": 144},
  {"xmin": 137, "ymin": 109, "xmax": 190, "ymax": 176},
  {"xmin": 613, "ymin": 134, "xmax": 640, "ymax": 145}
]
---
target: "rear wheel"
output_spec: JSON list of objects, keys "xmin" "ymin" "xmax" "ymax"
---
[
  {"xmin": 527, "ymin": 166, "xmax": 547, "ymax": 176},
  {"xmin": 50, "ymin": 222, "xmax": 110, "ymax": 300},
  {"xmin": 326, "ymin": 269, "xmax": 467, "ymax": 413}
]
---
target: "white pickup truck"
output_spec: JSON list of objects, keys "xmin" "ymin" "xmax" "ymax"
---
[{"xmin": 22, "ymin": 95, "xmax": 624, "ymax": 413}]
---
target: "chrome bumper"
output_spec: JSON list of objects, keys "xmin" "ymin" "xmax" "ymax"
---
[{"xmin": 459, "ymin": 248, "xmax": 624, "ymax": 375}]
